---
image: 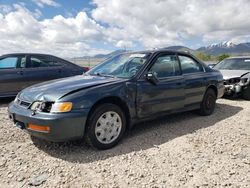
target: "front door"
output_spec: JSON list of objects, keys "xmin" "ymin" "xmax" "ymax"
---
[{"xmin": 136, "ymin": 53, "xmax": 185, "ymax": 118}]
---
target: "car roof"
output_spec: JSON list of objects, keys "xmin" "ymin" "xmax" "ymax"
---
[
  {"xmin": 1, "ymin": 53, "xmax": 54, "ymax": 57},
  {"xmin": 122, "ymin": 49, "xmax": 192, "ymax": 56}
]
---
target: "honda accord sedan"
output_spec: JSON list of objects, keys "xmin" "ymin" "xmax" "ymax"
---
[
  {"xmin": 0, "ymin": 53, "xmax": 87, "ymax": 98},
  {"xmin": 8, "ymin": 50, "xmax": 224, "ymax": 149}
]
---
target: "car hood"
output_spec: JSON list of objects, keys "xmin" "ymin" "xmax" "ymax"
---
[
  {"xmin": 19, "ymin": 75, "xmax": 123, "ymax": 102},
  {"xmin": 218, "ymin": 70, "xmax": 250, "ymax": 80}
]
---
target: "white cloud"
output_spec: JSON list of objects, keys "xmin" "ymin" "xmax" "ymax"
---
[
  {"xmin": 33, "ymin": 0, "xmax": 60, "ymax": 8},
  {"xmin": 1, "ymin": 0, "xmax": 250, "ymax": 57},
  {"xmin": 115, "ymin": 40, "xmax": 133, "ymax": 48},
  {"xmin": 0, "ymin": 4, "xmax": 107, "ymax": 57},
  {"xmin": 92, "ymin": 0, "xmax": 250, "ymax": 47}
]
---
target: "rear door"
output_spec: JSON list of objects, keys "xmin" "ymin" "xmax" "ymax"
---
[
  {"xmin": 136, "ymin": 53, "xmax": 185, "ymax": 118},
  {"xmin": 178, "ymin": 54, "xmax": 207, "ymax": 107},
  {"xmin": 22, "ymin": 55, "xmax": 64, "ymax": 87},
  {"xmin": 0, "ymin": 55, "xmax": 26, "ymax": 96}
]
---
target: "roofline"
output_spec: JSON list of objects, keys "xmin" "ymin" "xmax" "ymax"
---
[{"xmin": 1, "ymin": 53, "xmax": 54, "ymax": 56}]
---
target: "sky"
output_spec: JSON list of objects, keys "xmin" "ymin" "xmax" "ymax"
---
[{"xmin": 1, "ymin": 0, "xmax": 250, "ymax": 57}]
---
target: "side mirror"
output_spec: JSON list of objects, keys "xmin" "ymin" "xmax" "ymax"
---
[
  {"xmin": 145, "ymin": 72, "xmax": 159, "ymax": 85},
  {"xmin": 208, "ymin": 63, "xmax": 216, "ymax": 68}
]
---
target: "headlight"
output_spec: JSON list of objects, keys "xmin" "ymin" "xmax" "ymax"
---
[
  {"xmin": 50, "ymin": 102, "xmax": 73, "ymax": 113},
  {"xmin": 30, "ymin": 101, "xmax": 52, "ymax": 112},
  {"xmin": 240, "ymin": 78, "xmax": 249, "ymax": 85}
]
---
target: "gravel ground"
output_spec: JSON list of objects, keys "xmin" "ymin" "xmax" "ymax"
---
[{"xmin": 0, "ymin": 98, "xmax": 249, "ymax": 187}]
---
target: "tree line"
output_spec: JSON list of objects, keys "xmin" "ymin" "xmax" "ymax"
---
[{"xmin": 194, "ymin": 52, "xmax": 230, "ymax": 62}]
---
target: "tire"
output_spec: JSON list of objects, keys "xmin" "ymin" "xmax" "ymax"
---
[
  {"xmin": 242, "ymin": 85, "xmax": 250, "ymax": 100},
  {"xmin": 85, "ymin": 103, "xmax": 126, "ymax": 150},
  {"xmin": 198, "ymin": 88, "xmax": 216, "ymax": 116}
]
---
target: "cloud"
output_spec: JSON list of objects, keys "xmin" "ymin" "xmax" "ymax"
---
[
  {"xmin": 1, "ymin": 0, "xmax": 250, "ymax": 57},
  {"xmin": 115, "ymin": 40, "xmax": 133, "ymax": 48},
  {"xmin": 92, "ymin": 0, "xmax": 250, "ymax": 47},
  {"xmin": 0, "ymin": 4, "xmax": 107, "ymax": 57},
  {"xmin": 33, "ymin": 0, "xmax": 60, "ymax": 8}
]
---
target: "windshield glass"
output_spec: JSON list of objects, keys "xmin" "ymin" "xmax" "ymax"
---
[
  {"xmin": 214, "ymin": 58, "xmax": 250, "ymax": 70},
  {"xmin": 88, "ymin": 53, "xmax": 150, "ymax": 78}
]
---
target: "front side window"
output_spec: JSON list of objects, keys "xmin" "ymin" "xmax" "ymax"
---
[
  {"xmin": 150, "ymin": 55, "xmax": 180, "ymax": 78},
  {"xmin": 88, "ymin": 53, "xmax": 150, "ymax": 78},
  {"xmin": 28, "ymin": 56, "xmax": 60, "ymax": 68},
  {"xmin": 0, "ymin": 57, "xmax": 18, "ymax": 69},
  {"xmin": 179, "ymin": 55, "xmax": 203, "ymax": 74}
]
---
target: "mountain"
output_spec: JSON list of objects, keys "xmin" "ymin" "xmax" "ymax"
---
[
  {"xmin": 93, "ymin": 49, "xmax": 127, "ymax": 59},
  {"xmin": 197, "ymin": 41, "xmax": 250, "ymax": 55},
  {"xmin": 73, "ymin": 41, "xmax": 250, "ymax": 61}
]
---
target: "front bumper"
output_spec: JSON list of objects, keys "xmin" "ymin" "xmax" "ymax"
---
[
  {"xmin": 224, "ymin": 84, "xmax": 242, "ymax": 96},
  {"xmin": 8, "ymin": 102, "xmax": 89, "ymax": 142}
]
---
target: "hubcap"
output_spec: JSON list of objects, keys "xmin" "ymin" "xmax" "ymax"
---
[{"xmin": 95, "ymin": 111, "xmax": 122, "ymax": 144}]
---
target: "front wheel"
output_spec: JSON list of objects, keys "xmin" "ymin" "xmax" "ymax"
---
[
  {"xmin": 198, "ymin": 88, "xmax": 216, "ymax": 116},
  {"xmin": 85, "ymin": 104, "xmax": 126, "ymax": 150}
]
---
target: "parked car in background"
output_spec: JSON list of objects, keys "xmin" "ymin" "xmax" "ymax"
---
[
  {"xmin": 8, "ymin": 50, "xmax": 224, "ymax": 149},
  {"xmin": 0, "ymin": 53, "xmax": 88, "ymax": 98},
  {"xmin": 213, "ymin": 56, "xmax": 250, "ymax": 100}
]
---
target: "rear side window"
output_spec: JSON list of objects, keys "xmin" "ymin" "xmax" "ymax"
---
[
  {"xmin": 27, "ymin": 56, "xmax": 62, "ymax": 68},
  {"xmin": 0, "ymin": 57, "xmax": 18, "ymax": 69},
  {"xmin": 179, "ymin": 55, "xmax": 203, "ymax": 74},
  {"xmin": 150, "ymin": 55, "xmax": 181, "ymax": 78}
]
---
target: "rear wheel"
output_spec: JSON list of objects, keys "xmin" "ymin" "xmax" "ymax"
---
[
  {"xmin": 85, "ymin": 103, "xmax": 126, "ymax": 150},
  {"xmin": 198, "ymin": 88, "xmax": 216, "ymax": 116},
  {"xmin": 242, "ymin": 85, "xmax": 250, "ymax": 100}
]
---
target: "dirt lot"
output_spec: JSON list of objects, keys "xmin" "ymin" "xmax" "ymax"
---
[{"xmin": 0, "ymin": 98, "xmax": 249, "ymax": 187}]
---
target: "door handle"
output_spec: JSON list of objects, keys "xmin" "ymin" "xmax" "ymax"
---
[{"xmin": 17, "ymin": 71, "xmax": 23, "ymax": 75}]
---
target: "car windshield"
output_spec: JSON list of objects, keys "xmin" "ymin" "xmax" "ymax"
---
[
  {"xmin": 214, "ymin": 58, "xmax": 250, "ymax": 70},
  {"xmin": 88, "ymin": 53, "xmax": 150, "ymax": 78}
]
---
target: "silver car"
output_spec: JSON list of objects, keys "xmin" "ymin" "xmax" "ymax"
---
[{"xmin": 213, "ymin": 56, "xmax": 250, "ymax": 100}]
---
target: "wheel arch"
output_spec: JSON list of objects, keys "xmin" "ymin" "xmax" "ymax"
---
[
  {"xmin": 206, "ymin": 84, "xmax": 218, "ymax": 97},
  {"xmin": 85, "ymin": 96, "xmax": 131, "ymax": 133}
]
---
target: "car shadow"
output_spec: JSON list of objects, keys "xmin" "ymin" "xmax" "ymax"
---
[
  {"xmin": 0, "ymin": 97, "xmax": 15, "ymax": 107},
  {"xmin": 32, "ymin": 103, "xmax": 242, "ymax": 164}
]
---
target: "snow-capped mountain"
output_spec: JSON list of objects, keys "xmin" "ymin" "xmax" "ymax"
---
[
  {"xmin": 197, "ymin": 42, "xmax": 250, "ymax": 55},
  {"xmin": 206, "ymin": 41, "xmax": 236, "ymax": 49}
]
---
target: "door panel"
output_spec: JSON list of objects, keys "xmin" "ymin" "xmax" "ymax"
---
[
  {"xmin": 21, "ymin": 67, "xmax": 63, "ymax": 88},
  {"xmin": 183, "ymin": 73, "xmax": 207, "ymax": 106},
  {"xmin": 0, "ymin": 56, "xmax": 25, "ymax": 96},
  {"xmin": 178, "ymin": 55, "xmax": 207, "ymax": 107},
  {"xmin": 137, "ymin": 76, "xmax": 185, "ymax": 118},
  {"xmin": 0, "ymin": 69, "xmax": 25, "ymax": 96}
]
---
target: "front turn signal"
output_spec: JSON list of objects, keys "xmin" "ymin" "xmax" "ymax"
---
[{"xmin": 50, "ymin": 102, "xmax": 73, "ymax": 113}]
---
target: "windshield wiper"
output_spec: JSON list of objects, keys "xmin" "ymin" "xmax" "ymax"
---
[{"xmin": 94, "ymin": 72, "xmax": 116, "ymax": 78}]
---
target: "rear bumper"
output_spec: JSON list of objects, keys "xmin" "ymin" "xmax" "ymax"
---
[{"xmin": 8, "ymin": 102, "xmax": 89, "ymax": 142}]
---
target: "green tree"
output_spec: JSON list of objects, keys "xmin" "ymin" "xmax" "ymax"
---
[
  {"xmin": 195, "ymin": 52, "xmax": 212, "ymax": 61},
  {"xmin": 217, "ymin": 54, "xmax": 230, "ymax": 62}
]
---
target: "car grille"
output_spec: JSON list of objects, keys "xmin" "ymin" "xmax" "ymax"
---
[{"xmin": 16, "ymin": 98, "xmax": 31, "ymax": 109}]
